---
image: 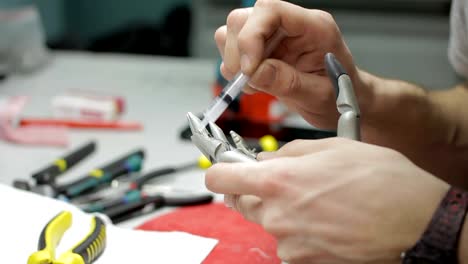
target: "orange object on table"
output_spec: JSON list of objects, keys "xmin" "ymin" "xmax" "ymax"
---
[{"xmin": 212, "ymin": 83, "xmax": 285, "ymax": 124}]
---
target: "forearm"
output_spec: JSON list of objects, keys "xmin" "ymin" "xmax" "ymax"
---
[
  {"xmin": 358, "ymin": 72, "xmax": 468, "ymax": 260},
  {"xmin": 358, "ymin": 71, "xmax": 444, "ymax": 143},
  {"xmin": 357, "ymin": 71, "xmax": 465, "ymax": 145},
  {"xmin": 429, "ymin": 84, "xmax": 468, "ymax": 146},
  {"xmin": 357, "ymin": 70, "xmax": 468, "ymax": 187}
]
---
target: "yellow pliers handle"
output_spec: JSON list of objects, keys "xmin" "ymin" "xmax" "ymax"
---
[{"xmin": 28, "ymin": 211, "xmax": 106, "ymax": 264}]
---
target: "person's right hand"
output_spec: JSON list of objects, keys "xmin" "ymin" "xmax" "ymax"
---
[
  {"xmin": 206, "ymin": 138, "xmax": 452, "ymax": 264},
  {"xmin": 215, "ymin": 0, "xmax": 468, "ymax": 188},
  {"xmin": 215, "ymin": 0, "xmax": 370, "ymax": 130}
]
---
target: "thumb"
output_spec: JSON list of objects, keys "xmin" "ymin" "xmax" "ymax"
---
[{"xmin": 248, "ymin": 59, "xmax": 330, "ymax": 102}]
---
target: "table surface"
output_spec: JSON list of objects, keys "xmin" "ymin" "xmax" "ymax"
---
[
  {"xmin": 0, "ymin": 46, "xmax": 460, "ymax": 230},
  {"xmin": 0, "ymin": 51, "xmax": 220, "ymax": 227}
]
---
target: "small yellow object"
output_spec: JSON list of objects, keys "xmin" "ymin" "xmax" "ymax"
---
[
  {"xmin": 198, "ymin": 155, "xmax": 212, "ymax": 169},
  {"xmin": 54, "ymin": 159, "xmax": 68, "ymax": 172},
  {"xmin": 89, "ymin": 169, "xmax": 104, "ymax": 178},
  {"xmin": 259, "ymin": 135, "xmax": 279, "ymax": 152}
]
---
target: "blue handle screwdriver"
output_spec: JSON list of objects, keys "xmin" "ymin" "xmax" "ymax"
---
[{"xmin": 58, "ymin": 150, "xmax": 145, "ymax": 199}]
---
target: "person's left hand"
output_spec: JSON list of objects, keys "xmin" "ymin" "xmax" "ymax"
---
[{"xmin": 205, "ymin": 138, "xmax": 449, "ymax": 264}]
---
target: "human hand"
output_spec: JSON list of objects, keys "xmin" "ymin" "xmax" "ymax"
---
[
  {"xmin": 205, "ymin": 138, "xmax": 449, "ymax": 264},
  {"xmin": 215, "ymin": 0, "xmax": 370, "ymax": 130}
]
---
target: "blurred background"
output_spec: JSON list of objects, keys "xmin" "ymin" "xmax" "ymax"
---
[{"xmin": 0, "ymin": 0, "xmax": 458, "ymax": 88}]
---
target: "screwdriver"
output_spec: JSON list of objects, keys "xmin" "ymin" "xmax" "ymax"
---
[
  {"xmin": 80, "ymin": 164, "xmax": 195, "ymax": 212},
  {"xmin": 32, "ymin": 141, "xmax": 96, "ymax": 185},
  {"xmin": 199, "ymin": 29, "xmax": 286, "ymax": 128},
  {"xmin": 75, "ymin": 156, "xmax": 212, "ymax": 207},
  {"xmin": 58, "ymin": 150, "xmax": 145, "ymax": 198}
]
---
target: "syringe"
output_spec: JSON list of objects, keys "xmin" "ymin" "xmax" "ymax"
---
[{"xmin": 200, "ymin": 29, "xmax": 286, "ymax": 128}]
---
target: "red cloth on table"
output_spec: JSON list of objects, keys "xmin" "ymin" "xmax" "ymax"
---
[{"xmin": 137, "ymin": 203, "xmax": 281, "ymax": 264}]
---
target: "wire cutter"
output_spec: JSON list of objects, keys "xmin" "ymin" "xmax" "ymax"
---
[
  {"xmin": 187, "ymin": 52, "xmax": 360, "ymax": 164},
  {"xmin": 102, "ymin": 186, "xmax": 214, "ymax": 224},
  {"xmin": 28, "ymin": 211, "xmax": 106, "ymax": 264}
]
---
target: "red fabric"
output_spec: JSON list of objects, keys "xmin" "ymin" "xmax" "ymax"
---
[{"xmin": 137, "ymin": 203, "xmax": 281, "ymax": 264}]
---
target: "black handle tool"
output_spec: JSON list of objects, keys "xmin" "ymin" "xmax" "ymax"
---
[{"xmin": 33, "ymin": 141, "xmax": 97, "ymax": 185}]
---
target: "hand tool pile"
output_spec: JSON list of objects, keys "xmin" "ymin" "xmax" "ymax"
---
[{"xmin": 13, "ymin": 141, "xmax": 214, "ymax": 224}]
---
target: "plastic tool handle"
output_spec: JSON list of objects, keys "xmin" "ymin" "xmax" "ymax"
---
[
  {"xmin": 64, "ymin": 216, "xmax": 106, "ymax": 264},
  {"xmin": 57, "ymin": 149, "xmax": 144, "ymax": 193},
  {"xmin": 325, "ymin": 53, "xmax": 347, "ymax": 98},
  {"xmin": 61, "ymin": 154, "xmax": 144, "ymax": 198},
  {"xmin": 27, "ymin": 211, "xmax": 106, "ymax": 264},
  {"xmin": 132, "ymin": 161, "xmax": 199, "ymax": 189},
  {"xmin": 84, "ymin": 190, "xmax": 144, "ymax": 213},
  {"xmin": 87, "ymin": 190, "xmax": 214, "ymax": 214},
  {"xmin": 104, "ymin": 195, "xmax": 166, "ymax": 223},
  {"xmin": 32, "ymin": 141, "xmax": 96, "ymax": 185},
  {"xmin": 100, "ymin": 149, "xmax": 145, "ymax": 171},
  {"xmin": 61, "ymin": 141, "xmax": 97, "ymax": 169},
  {"xmin": 28, "ymin": 211, "xmax": 72, "ymax": 264},
  {"xmin": 106, "ymin": 193, "xmax": 214, "ymax": 224},
  {"xmin": 163, "ymin": 193, "xmax": 214, "ymax": 207},
  {"xmin": 133, "ymin": 167, "xmax": 176, "ymax": 189}
]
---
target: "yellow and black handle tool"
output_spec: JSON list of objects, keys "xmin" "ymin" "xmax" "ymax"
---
[
  {"xmin": 32, "ymin": 141, "xmax": 97, "ymax": 185},
  {"xmin": 28, "ymin": 211, "xmax": 106, "ymax": 264}
]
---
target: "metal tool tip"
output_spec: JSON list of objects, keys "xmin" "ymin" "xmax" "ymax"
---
[
  {"xmin": 186, "ymin": 112, "xmax": 196, "ymax": 120},
  {"xmin": 209, "ymin": 122, "xmax": 228, "ymax": 142},
  {"xmin": 229, "ymin": 130, "xmax": 240, "ymax": 137},
  {"xmin": 187, "ymin": 112, "xmax": 204, "ymax": 133}
]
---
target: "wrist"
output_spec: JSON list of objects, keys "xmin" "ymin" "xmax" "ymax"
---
[
  {"xmin": 403, "ymin": 186, "xmax": 468, "ymax": 264},
  {"xmin": 354, "ymin": 70, "xmax": 454, "ymax": 146},
  {"xmin": 428, "ymin": 85, "xmax": 468, "ymax": 147},
  {"xmin": 355, "ymin": 70, "xmax": 435, "ymax": 138},
  {"xmin": 352, "ymin": 70, "xmax": 468, "ymax": 186},
  {"xmin": 354, "ymin": 70, "xmax": 426, "ymax": 126},
  {"xmin": 460, "ymin": 215, "xmax": 468, "ymax": 264},
  {"xmin": 353, "ymin": 69, "xmax": 378, "ymax": 120},
  {"xmin": 400, "ymin": 181, "xmax": 450, "ymax": 257}
]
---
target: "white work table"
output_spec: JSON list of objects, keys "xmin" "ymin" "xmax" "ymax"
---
[{"xmin": 0, "ymin": 51, "xmax": 219, "ymax": 228}]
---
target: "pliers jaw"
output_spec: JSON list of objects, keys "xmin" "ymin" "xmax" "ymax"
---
[{"xmin": 187, "ymin": 112, "xmax": 257, "ymax": 163}]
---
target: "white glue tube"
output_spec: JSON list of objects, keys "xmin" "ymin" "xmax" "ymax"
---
[{"xmin": 51, "ymin": 94, "xmax": 125, "ymax": 121}]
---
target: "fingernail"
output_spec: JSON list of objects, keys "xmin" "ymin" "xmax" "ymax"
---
[
  {"xmin": 249, "ymin": 62, "xmax": 276, "ymax": 90},
  {"xmin": 240, "ymin": 54, "xmax": 251, "ymax": 73}
]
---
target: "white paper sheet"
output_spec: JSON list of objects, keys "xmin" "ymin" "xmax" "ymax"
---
[{"xmin": 0, "ymin": 184, "xmax": 217, "ymax": 263}]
